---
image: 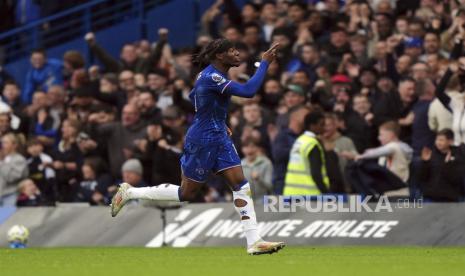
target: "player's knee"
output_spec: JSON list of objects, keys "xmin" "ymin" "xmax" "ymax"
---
[
  {"xmin": 234, "ymin": 199, "xmax": 247, "ymax": 207},
  {"xmin": 179, "ymin": 187, "xmax": 197, "ymax": 202},
  {"xmin": 232, "ymin": 179, "xmax": 248, "ymax": 192}
]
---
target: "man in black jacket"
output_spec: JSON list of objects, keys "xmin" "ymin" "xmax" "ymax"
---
[
  {"xmin": 84, "ymin": 28, "xmax": 167, "ymax": 74},
  {"xmin": 373, "ymin": 77, "xmax": 416, "ymax": 144},
  {"xmin": 345, "ymin": 94, "xmax": 376, "ymax": 153}
]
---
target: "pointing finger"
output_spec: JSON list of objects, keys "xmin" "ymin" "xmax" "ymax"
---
[{"xmin": 269, "ymin": 43, "xmax": 280, "ymax": 52}]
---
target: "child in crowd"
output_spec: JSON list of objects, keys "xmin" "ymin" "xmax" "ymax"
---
[
  {"xmin": 16, "ymin": 179, "xmax": 42, "ymax": 207},
  {"xmin": 344, "ymin": 121, "xmax": 413, "ymax": 196},
  {"xmin": 75, "ymin": 158, "xmax": 113, "ymax": 205},
  {"xmin": 419, "ymin": 129, "xmax": 465, "ymax": 202},
  {"xmin": 26, "ymin": 138, "xmax": 55, "ymax": 203}
]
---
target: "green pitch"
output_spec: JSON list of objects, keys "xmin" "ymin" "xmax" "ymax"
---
[{"xmin": 1, "ymin": 246, "xmax": 464, "ymax": 276}]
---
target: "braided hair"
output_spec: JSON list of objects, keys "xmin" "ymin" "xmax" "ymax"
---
[{"xmin": 194, "ymin": 38, "xmax": 235, "ymax": 69}]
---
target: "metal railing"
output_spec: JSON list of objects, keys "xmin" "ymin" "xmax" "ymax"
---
[{"xmin": 0, "ymin": 0, "xmax": 169, "ymax": 64}]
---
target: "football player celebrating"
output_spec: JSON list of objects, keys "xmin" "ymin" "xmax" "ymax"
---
[{"xmin": 111, "ymin": 39, "xmax": 284, "ymax": 255}]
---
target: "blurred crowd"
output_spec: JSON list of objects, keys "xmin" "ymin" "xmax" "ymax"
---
[{"xmin": 1, "ymin": 0, "xmax": 465, "ymax": 207}]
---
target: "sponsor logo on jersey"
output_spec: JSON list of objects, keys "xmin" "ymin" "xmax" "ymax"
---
[{"xmin": 212, "ymin": 73, "xmax": 227, "ymax": 85}]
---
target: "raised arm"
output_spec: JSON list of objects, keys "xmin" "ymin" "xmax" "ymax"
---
[
  {"xmin": 435, "ymin": 67, "xmax": 453, "ymax": 111},
  {"xmin": 223, "ymin": 61, "xmax": 269, "ymax": 98},
  {"xmin": 85, "ymin": 33, "xmax": 122, "ymax": 73},
  {"xmin": 358, "ymin": 144, "xmax": 395, "ymax": 159},
  {"xmin": 223, "ymin": 43, "xmax": 279, "ymax": 98}
]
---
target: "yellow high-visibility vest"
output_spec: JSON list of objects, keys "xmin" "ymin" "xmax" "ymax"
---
[{"xmin": 283, "ymin": 131, "xmax": 330, "ymax": 195}]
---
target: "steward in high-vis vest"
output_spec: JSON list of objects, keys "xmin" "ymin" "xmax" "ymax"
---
[{"xmin": 284, "ymin": 112, "xmax": 330, "ymax": 195}]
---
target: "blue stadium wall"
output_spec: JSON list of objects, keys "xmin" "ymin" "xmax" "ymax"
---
[{"xmin": 4, "ymin": 0, "xmax": 248, "ymax": 88}]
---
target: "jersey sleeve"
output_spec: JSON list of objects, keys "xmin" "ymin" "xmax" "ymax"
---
[{"xmin": 207, "ymin": 72, "xmax": 232, "ymax": 94}]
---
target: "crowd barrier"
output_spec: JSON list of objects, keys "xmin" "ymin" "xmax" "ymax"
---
[{"xmin": 1, "ymin": 200, "xmax": 465, "ymax": 247}]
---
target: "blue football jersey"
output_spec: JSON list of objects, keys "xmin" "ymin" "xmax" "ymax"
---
[{"xmin": 186, "ymin": 65, "xmax": 233, "ymax": 144}]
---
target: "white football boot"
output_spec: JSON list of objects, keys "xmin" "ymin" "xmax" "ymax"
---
[
  {"xmin": 247, "ymin": 240, "xmax": 285, "ymax": 255},
  {"xmin": 110, "ymin": 182, "xmax": 132, "ymax": 217}
]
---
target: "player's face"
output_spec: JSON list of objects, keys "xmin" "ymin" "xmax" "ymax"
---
[{"xmin": 222, "ymin": 48, "xmax": 241, "ymax": 67}]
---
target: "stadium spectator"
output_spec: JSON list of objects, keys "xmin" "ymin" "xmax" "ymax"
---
[
  {"xmin": 283, "ymin": 111, "xmax": 329, "ymax": 195},
  {"xmin": 84, "ymin": 29, "xmax": 167, "ymax": 74},
  {"xmin": 138, "ymin": 118, "xmax": 182, "ymax": 186},
  {"xmin": 260, "ymin": 2, "xmax": 278, "ymax": 43},
  {"xmin": 119, "ymin": 158, "xmax": 147, "ymax": 188},
  {"xmin": 89, "ymin": 104, "xmax": 146, "ymax": 178},
  {"xmin": 118, "ymin": 70, "xmax": 140, "ymax": 105},
  {"xmin": 22, "ymin": 49, "xmax": 63, "ymax": 104},
  {"xmin": 345, "ymin": 94, "xmax": 376, "ymax": 153},
  {"xmin": 63, "ymin": 50, "xmax": 85, "ymax": 88},
  {"xmin": 435, "ymin": 56, "xmax": 465, "ymax": 145},
  {"xmin": 346, "ymin": 121, "xmax": 413, "ymax": 196},
  {"xmin": 322, "ymin": 113, "xmax": 358, "ymax": 186},
  {"xmin": 233, "ymin": 102, "xmax": 271, "ymax": 157},
  {"xmin": 75, "ymin": 157, "xmax": 113, "ymax": 205},
  {"xmin": 2, "ymin": 81, "xmax": 25, "ymax": 117},
  {"xmin": 410, "ymin": 78, "xmax": 437, "ymax": 197},
  {"xmin": 411, "ymin": 79, "xmax": 436, "ymax": 157},
  {"xmin": 0, "ymin": 133, "xmax": 29, "ymax": 205},
  {"xmin": 0, "ymin": 66, "xmax": 14, "ymax": 93},
  {"xmin": 3, "ymin": 0, "xmax": 465, "ymax": 204},
  {"xmin": 91, "ymin": 73, "xmax": 126, "ymax": 114},
  {"xmin": 373, "ymin": 77, "xmax": 416, "ymax": 144},
  {"xmin": 428, "ymin": 93, "xmax": 456, "ymax": 133},
  {"xmin": 26, "ymin": 138, "xmax": 55, "ymax": 203},
  {"xmin": 418, "ymin": 129, "xmax": 465, "ymax": 202},
  {"xmin": 241, "ymin": 138, "xmax": 273, "ymax": 200},
  {"xmin": 276, "ymin": 84, "xmax": 306, "ymax": 129},
  {"xmin": 260, "ymin": 78, "xmax": 283, "ymax": 111},
  {"xmin": 31, "ymin": 107, "xmax": 59, "ymax": 147},
  {"xmin": 272, "ymin": 106, "xmax": 309, "ymax": 194},
  {"xmin": 0, "ymin": 81, "xmax": 28, "ymax": 134},
  {"xmin": 16, "ymin": 178, "xmax": 43, "ymax": 207},
  {"xmin": 323, "ymin": 27, "xmax": 351, "ymax": 74},
  {"xmin": 137, "ymin": 91, "xmax": 161, "ymax": 126},
  {"xmin": 148, "ymin": 69, "xmax": 171, "ymax": 110},
  {"xmin": 0, "ymin": 112, "xmax": 13, "ymax": 137},
  {"xmin": 161, "ymin": 105, "xmax": 187, "ymax": 138},
  {"xmin": 50, "ymin": 119, "xmax": 83, "ymax": 202}
]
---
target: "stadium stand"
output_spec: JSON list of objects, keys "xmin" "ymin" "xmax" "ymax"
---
[{"xmin": 0, "ymin": 0, "xmax": 465, "ymax": 208}]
